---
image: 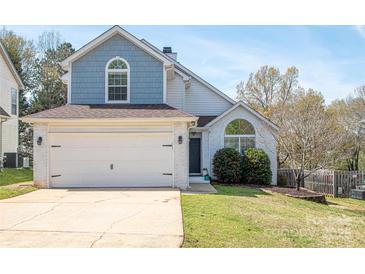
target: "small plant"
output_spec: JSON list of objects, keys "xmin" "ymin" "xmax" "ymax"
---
[
  {"xmin": 213, "ymin": 148, "xmax": 242, "ymax": 183},
  {"xmin": 241, "ymin": 148, "xmax": 272, "ymax": 185}
]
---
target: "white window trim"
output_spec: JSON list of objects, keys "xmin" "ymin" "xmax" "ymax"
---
[
  {"xmin": 105, "ymin": 56, "xmax": 130, "ymax": 104},
  {"xmin": 223, "ymin": 119, "xmax": 256, "ymax": 153},
  {"xmin": 11, "ymin": 88, "xmax": 18, "ymax": 116},
  {"xmin": 224, "ymin": 134, "xmax": 255, "ymax": 138},
  {"xmin": 224, "ymin": 135, "xmax": 256, "ymax": 153}
]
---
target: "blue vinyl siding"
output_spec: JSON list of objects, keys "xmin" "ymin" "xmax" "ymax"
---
[{"xmin": 71, "ymin": 35, "xmax": 164, "ymax": 104}]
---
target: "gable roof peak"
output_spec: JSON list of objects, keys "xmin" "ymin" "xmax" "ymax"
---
[
  {"xmin": 205, "ymin": 100, "xmax": 279, "ymax": 131},
  {"xmin": 60, "ymin": 25, "xmax": 172, "ymax": 70}
]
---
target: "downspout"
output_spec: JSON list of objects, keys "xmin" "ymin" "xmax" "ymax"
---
[
  {"xmin": 0, "ymin": 117, "xmax": 8, "ymax": 170},
  {"xmin": 208, "ymin": 129, "xmax": 211, "ymax": 178}
]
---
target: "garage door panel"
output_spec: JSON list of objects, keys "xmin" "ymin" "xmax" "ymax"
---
[
  {"xmin": 50, "ymin": 148, "xmax": 172, "ymax": 162},
  {"xmin": 51, "ymin": 173, "xmax": 173, "ymax": 187},
  {"xmin": 49, "ymin": 132, "xmax": 174, "ymax": 188},
  {"xmin": 51, "ymin": 160, "xmax": 172, "ymax": 174},
  {"xmin": 50, "ymin": 134, "xmax": 172, "ymax": 147}
]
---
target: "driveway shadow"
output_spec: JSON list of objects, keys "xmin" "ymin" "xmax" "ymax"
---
[{"xmin": 63, "ymin": 187, "xmax": 178, "ymax": 192}]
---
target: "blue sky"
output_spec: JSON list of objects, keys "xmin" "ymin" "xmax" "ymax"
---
[{"xmin": 3, "ymin": 25, "xmax": 365, "ymax": 103}]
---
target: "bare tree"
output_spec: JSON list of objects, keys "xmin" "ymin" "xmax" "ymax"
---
[
  {"xmin": 273, "ymin": 89, "xmax": 344, "ymax": 190},
  {"xmin": 328, "ymin": 86, "xmax": 365, "ymax": 170},
  {"xmin": 237, "ymin": 66, "xmax": 365, "ymax": 190},
  {"xmin": 236, "ymin": 65, "xmax": 299, "ymax": 116},
  {"xmin": 37, "ymin": 31, "xmax": 61, "ymax": 55}
]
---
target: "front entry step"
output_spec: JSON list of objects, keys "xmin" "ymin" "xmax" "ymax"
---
[
  {"xmin": 189, "ymin": 176, "xmax": 210, "ymax": 184},
  {"xmin": 184, "ymin": 183, "xmax": 218, "ymax": 194}
]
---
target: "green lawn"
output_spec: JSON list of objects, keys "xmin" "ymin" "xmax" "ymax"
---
[
  {"xmin": 0, "ymin": 187, "xmax": 36, "ymax": 200},
  {"xmin": 0, "ymin": 168, "xmax": 33, "ymax": 186},
  {"xmin": 0, "ymin": 168, "xmax": 35, "ymax": 200},
  {"xmin": 182, "ymin": 185, "xmax": 365, "ymax": 247}
]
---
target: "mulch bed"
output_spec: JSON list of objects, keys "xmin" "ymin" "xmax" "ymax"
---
[
  {"xmin": 263, "ymin": 186, "xmax": 317, "ymax": 197},
  {"xmin": 262, "ymin": 185, "xmax": 327, "ymax": 204}
]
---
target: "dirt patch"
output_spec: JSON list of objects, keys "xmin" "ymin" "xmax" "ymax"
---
[
  {"xmin": 3, "ymin": 182, "xmax": 35, "ymax": 190},
  {"xmin": 262, "ymin": 186, "xmax": 316, "ymax": 196},
  {"xmin": 262, "ymin": 186, "xmax": 327, "ymax": 204}
]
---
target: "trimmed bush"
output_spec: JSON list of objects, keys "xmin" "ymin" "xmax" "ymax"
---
[
  {"xmin": 213, "ymin": 148, "xmax": 242, "ymax": 183},
  {"xmin": 241, "ymin": 148, "xmax": 272, "ymax": 185}
]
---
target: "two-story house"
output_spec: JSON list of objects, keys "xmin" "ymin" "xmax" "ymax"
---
[
  {"xmin": 23, "ymin": 26, "xmax": 278, "ymax": 189},
  {"xmin": 0, "ymin": 41, "xmax": 24, "ymax": 168}
]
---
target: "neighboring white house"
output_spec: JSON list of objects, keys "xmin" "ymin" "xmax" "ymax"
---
[
  {"xmin": 22, "ymin": 26, "xmax": 278, "ymax": 189},
  {"xmin": 0, "ymin": 41, "xmax": 24, "ymax": 168}
]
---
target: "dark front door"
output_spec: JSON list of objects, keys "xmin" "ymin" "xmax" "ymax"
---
[{"xmin": 189, "ymin": 138, "xmax": 201, "ymax": 174}]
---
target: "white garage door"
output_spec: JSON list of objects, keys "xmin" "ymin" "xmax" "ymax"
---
[{"xmin": 49, "ymin": 132, "xmax": 173, "ymax": 188}]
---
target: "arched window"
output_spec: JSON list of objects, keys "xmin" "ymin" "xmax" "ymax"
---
[
  {"xmin": 224, "ymin": 119, "xmax": 255, "ymax": 154},
  {"xmin": 105, "ymin": 57, "xmax": 130, "ymax": 103}
]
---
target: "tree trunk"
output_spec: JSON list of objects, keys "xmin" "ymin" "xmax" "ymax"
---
[
  {"xmin": 296, "ymin": 174, "xmax": 301, "ymax": 191},
  {"xmin": 297, "ymin": 149, "xmax": 305, "ymax": 191},
  {"xmin": 355, "ymin": 147, "xmax": 360, "ymax": 171}
]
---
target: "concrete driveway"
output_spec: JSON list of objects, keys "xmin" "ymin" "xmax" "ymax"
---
[{"xmin": 0, "ymin": 188, "xmax": 183, "ymax": 248}]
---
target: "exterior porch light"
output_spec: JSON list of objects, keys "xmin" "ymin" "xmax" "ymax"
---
[
  {"xmin": 178, "ymin": 136, "xmax": 183, "ymax": 144},
  {"xmin": 37, "ymin": 136, "xmax": 43, "ymax": 146}
]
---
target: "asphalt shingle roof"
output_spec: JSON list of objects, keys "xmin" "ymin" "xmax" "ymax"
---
[
  {"xmin": 22, "ymin": 104, "xmax": 195, "ymax": 120},
  {"xmin": 197, "ymin": 116, "xmax": 218, "ymax": 127},
  {"xmin": 0, "ymin": 106, "xmax": 10, "ymax": 118}
]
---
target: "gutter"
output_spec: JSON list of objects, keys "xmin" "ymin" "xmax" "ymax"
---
[{"xmin": 21, "ymin": 116, "xmax": 198, "ymax": 124}]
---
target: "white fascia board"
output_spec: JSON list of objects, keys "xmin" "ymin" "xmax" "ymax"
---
[
  {"xmin": 61, "ymin": 71, "xmax": 69, "ymax": 84},
  {"xmin": 21, "ymin": 117, "xmax": 198, "ymax": 124},
  {"xmin": 174, "ymin": 67, "xmax": 190, "ymax": 81},
  {"xmin": 0, "ymin": 42, "xmax": 25, "ymax": 89},
  {"xmin": 190, "ymin": 127, "xmax": 209, "ymax": 132},
  {"xmin": 205, "ymin": 101, "xmax": 280, "ymax": 131},
  {"xmin": 61, "ymin": 26, "xmax": 172, "ymax": 71}
]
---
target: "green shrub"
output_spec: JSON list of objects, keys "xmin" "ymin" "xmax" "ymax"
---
[
  {"xmin": 213, "ymin": 148, "xmax": 242, "ymax": 183},
  {"xmin": 241, "ymin": 148, "xmax": 272, "ymax": 185}
]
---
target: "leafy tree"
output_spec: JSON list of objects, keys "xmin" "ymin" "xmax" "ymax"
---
[
  {"xmin": 0, "ymin": 28, "xmax": 37, "ymax": 158},
  {"xmin": 0, "ymin": 29, "xmax": 74, "ymax": 159},
  {"xmin": 328, "ymin": 86, "xmax": 365, "ymax": 170},
  {"xmin": 30, "ymin": 33, "xmax": 74, "ymax": 113},
  {"xmin": 0, "ymin": 28, "xmax": 37, "ymax": 115}
]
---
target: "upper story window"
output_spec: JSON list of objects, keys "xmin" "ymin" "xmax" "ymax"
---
[
  {"xmin": 105, "ymin": 57, "xmax": 130, "ymax": 103},
  {"xmin": 224, "ymin": 119, "xmax": 255, "ymax": 154},
  {"xmin": 11, "ymin": 88, "xmax": 17, "ymax": 115}
]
